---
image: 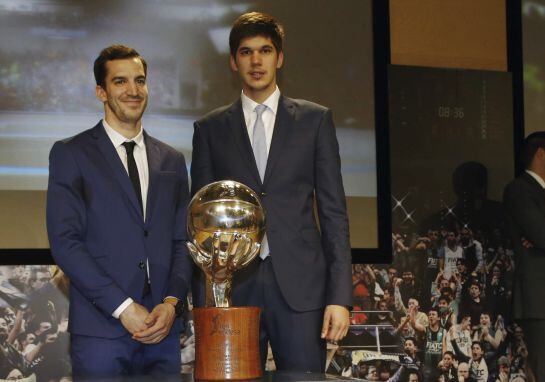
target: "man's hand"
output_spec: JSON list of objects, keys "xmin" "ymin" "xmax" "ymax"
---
[
  {"xmin": 132, "ymin": 303, "xmax": 176, "ymax": 344},
  {"xmin": 119, "ymin": 302, "xmax": 150, "ymax": 335},
  {"xmin": 321, "ymin": 305, "xmax": 349, "ymax": 342}
]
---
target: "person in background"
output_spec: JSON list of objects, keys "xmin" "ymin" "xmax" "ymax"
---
[{"xmin": 503, "ymin": 131, "xmax": 545, "ymax": 382}]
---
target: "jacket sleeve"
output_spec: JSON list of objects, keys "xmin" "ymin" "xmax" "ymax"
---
[
  {"xmin": 314, "ymin": 109, "xmax": 353, "ymax": 307},
  {"xmin": 46, "ymin": 141, "xmax": 128, "ymax": 316},
  {"xmin": 190, "ymin": 121, "xmax": 215, "ymax": 196},
  {"xmin": 165, "ymin": 152, "xmax": 193, "ymax": 300}
]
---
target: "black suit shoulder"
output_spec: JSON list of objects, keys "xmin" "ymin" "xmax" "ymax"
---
[
  {"xmin": 195, "ymin": 103, "xmax": 233, "ymax": 128},
  {"xmin": 195, "ymin": 97, "xmax": 330, "ymax": 127},
  {"xmin": 56, "ymin": 124, "xmax": 98, "ymax": 148},
  {"xmin": 288, "ymin": 97, "xmax": 329, "ymax": 113},
  {"xmin": 145, "ymin": 133, "xmax": 186, "ymax": 163},
  {"xmin": 504, "ymin": 173, "xmax": 542, "ymax": 202}
]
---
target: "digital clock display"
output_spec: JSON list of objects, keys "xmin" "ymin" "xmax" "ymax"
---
[{"xmin": 437, "ymin": 106, "xmax": 465, "ymax": 119}]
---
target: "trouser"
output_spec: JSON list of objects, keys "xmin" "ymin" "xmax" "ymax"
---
[{"xmin": 233, "ymin": 257, "xmax": 326, "ymax": 372}]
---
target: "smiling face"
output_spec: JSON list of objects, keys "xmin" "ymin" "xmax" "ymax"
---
[
  {"xmin": 96, "ymin": 57, "xmax": 148, "ymax": 133},
  {"xmin": 230, "ymin": 35, "xmax": 283, "ymax": 103}
]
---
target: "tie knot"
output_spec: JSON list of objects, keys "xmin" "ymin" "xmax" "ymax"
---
[
  {"xmin": 255, "ymin": 104, "xmax": 267, "ymax": 117},
  {"xmin": 122, "ymin": 141, "xmax": 137, "ymax": 154}
]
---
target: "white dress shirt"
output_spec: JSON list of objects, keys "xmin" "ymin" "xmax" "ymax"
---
[
  {"xmin": 102, "ymin": 119, "xmax": 149, "ymax": 318},
  {"xmin": 103, "ymin": 119, "xmax": 149, "ymax": 217},
  {"xmin": 241, "ymin": 86, "xmax": 281, "ymax": 259}
]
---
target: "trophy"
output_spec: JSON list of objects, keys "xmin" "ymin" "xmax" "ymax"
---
[{"xmin": 187, "ymin": 180, "xmax": 265, "ymax": 380}]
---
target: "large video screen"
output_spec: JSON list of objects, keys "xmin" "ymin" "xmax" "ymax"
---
[
  {"xmin": 0, "ymin": 0, "xmax": 378, "ymax": 249},
  {"xmin": 523, "ymin": 0, "xmax": 545, "ymax": 134}
]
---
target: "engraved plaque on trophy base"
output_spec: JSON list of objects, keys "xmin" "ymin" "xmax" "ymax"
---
[{"xmin": 193, "ymin": 307, "xmax": 262, "ymax": 380}]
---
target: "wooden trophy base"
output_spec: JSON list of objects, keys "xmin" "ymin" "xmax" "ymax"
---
[{"xmin": 193, "ymin": 306, "xmax": 262, "ymax": 380}]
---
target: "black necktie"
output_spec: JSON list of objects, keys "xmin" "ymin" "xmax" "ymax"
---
[
  {"xmin": 122, "ymin": 141, "xmax": 150, "ymax": 294},
  {"xmin": 122, "ymin": 141, "xmax": 143, "ymax": 215}
]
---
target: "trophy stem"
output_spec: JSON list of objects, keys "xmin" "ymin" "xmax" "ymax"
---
[{"xmin": 212, "ymin": 280, "xmax": 231, "ymax": 307}]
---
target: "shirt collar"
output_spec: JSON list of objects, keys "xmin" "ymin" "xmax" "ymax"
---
[
  {"xmin": 241, "ymin": 86, "xmax": 281, "ymax": 116},
  {"xmin": 526, "ymin": 170, "xmax": 545, "ymax": 189},
  {"xmin": 102, "ymin": 119, "xmax": 145, "ymax": 149}
]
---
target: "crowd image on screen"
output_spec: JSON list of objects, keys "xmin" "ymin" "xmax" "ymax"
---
[
  {"xmin": 0, "ymin": 263, "xmax": 198, "ymax": 380},
  {"xmin": 325, "ymin": 160, "xmax": 532, "ymax": 381},
  {"xmin": 0, "ymin": 265, "xmax": 71, "ymax": 381},
  {"xmin": 0, "ymin": 50, "xmax": 179, "ymax": 114},
  {"xmin": 337, "ymin": 222, "xmax": 532, "ymax": 382}
]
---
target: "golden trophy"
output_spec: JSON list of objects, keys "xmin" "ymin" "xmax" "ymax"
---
[{"xmin": 187, "ymin": 180, "xmax": 265, "ymax": 380}]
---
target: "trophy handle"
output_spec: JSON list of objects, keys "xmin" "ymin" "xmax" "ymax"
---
[
  {"xmin": 187, "ymin": 240, "xmax": 212, "ymax": 269},
  {"xmin": 239, "ymin": 241, "xmax": 262, "ymax": 268}
]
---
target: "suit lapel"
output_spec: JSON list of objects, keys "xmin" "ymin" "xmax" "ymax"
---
[
  {"xmin": 144, "ymin": 132, "xmax": 161, "ymax": 224},
  {"xmin": 92, "ymin": 122, "xmax": 143, "ymax": 222},
  {"xmin": 227, "ymin": 100, "xmax": 262, "ymax": 185},
  {"xmin": 264, "ymin": 96, "xmax": 294, "ymax": 186}
]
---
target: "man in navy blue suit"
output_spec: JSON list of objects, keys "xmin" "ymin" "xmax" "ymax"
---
[
  {"xmin": 191, "ymin": 13, "xmax": 352, "ymax": 372},
  {"xmin": 46, "ymin": 45, "xmax": 192, "ymax": 378}
]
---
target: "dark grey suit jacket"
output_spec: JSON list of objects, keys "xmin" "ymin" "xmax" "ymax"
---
[
  {"xmin": 503, "ymin": 172, "xmax": 545, "ymax": 319},
  {"xmin": 191, "ymin": 96, "xmax": 352, "ymax": 312}
]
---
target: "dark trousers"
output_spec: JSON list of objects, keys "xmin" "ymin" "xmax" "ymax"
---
[
  {"xmin": 71, "ymin": 294, "xmax": 180, "ymax": 379},
  {"xmin": 233, "ymin": 257, "xmax": 326, "ymax": 372},
  {"xmin": 518, "ymin": 319, "xmax": 545, "ymax": 382}
]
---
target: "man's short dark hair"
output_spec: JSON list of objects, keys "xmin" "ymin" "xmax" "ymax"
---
[
  {"xmin": 93, "ymin": 44, "xmax": 147, "ymax": 87},
  {"xmin": 521, "ymin": 131, "xmax": 545, "ymax": 169},
  {"xmin": 471, "ymin": 340, "xmax": 483, "ymax": 350},
  {"xmin": 229, "ymin": 12, "xmax": 284, "ymax": 57},
  {"xmin": 443, "ymin": 351, "xmax": 456, "ymax": 360},
  {"xmin": 480, "ymin": 311, "xmax": 492, "ymax": 319},
  {"xmin": 469, "ymin": 281, "xmax": 481, "ymax": 290}
]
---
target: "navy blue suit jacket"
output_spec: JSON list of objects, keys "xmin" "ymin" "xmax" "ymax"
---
[
  {"xmin": 47, "ymin": 122, "xmax": 192, "ymax": 338},
  {"xmin": 191, "ymin": 96, "xmax": 352, "ymax": 312}
]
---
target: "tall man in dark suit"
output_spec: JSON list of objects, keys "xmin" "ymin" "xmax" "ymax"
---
[
  {"xmin": 191, "ymin": 12, "xmax": 352, "ymax": 372},
  {"xmin": 46, "ymin": 45, "xmax": 192, "ymax": 378},
  {"xmin": 503, "ymin": 131, "xmax": 545, "ymax": 381}
]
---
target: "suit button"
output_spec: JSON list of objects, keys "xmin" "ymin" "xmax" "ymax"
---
[
  {"xmin": 144, "ymin": 230, "xmax": 149, "ymax": 237},
  {"xmin": 260, "ymin": 192, "xmax": 266, "ymax": 197},
  {"xmin": 139, "ymin": 261, "xmax": 145, "ymax": 269}
]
